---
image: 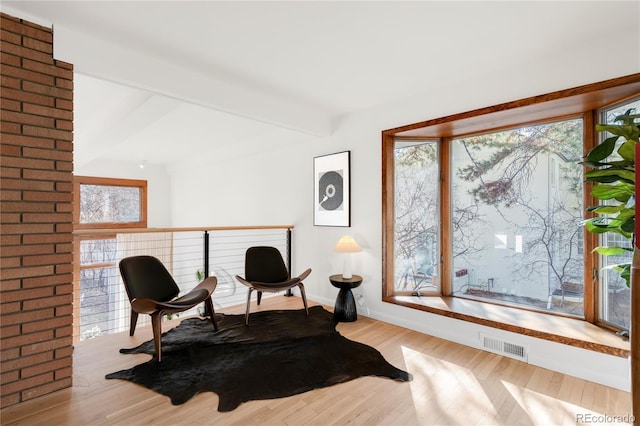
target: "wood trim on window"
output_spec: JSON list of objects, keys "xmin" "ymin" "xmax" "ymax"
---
[
  {"xmin": 439, "ymin": 137, "xmax": 452, "ymax": 296},
  {"xmin": 385, "ymin": 74, "xmax": 640, "ymax": 139},
  {"xmin": 582, "ymin": 110, "xmax": 598, "ymax": 325},
  {"xmin": 73, "ymin": 176, "xmax": 148, "ymax": 229},
  {"xmin": 381, "ymin": 132, "xmax": 396, "ymax": 300}
]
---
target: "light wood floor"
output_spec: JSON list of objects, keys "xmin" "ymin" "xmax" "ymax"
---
[{"xmin": 1, "ymin": 296, "xmax": 633, "ymax": 425}]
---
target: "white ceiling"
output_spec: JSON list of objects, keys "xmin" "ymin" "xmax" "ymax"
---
[{"xmin": 3, "ymin": 1, "xmax": 639, "ymax": 168}]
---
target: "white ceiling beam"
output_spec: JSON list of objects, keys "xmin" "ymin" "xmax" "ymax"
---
[
  {"xmin": 52, "ymin": 24, "xmax": 333, "ymax": 137},
  {"xmin": 74, "ymin": 94, "xmax": 182, "ymax": 167}
]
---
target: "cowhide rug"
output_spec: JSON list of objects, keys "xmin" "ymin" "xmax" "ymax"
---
[{"xmin": 105, "ymin": 305, "xmax": 412, "ymax": 412}]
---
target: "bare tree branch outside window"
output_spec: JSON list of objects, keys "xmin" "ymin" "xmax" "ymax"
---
[{"xmin": 451, "ymin": 119, "xmax": 584, "ymax": 314}]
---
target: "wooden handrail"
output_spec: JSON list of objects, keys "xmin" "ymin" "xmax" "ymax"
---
[{"xmin": 73, "ymin": 225, "xmax": 294, "ymax": 236}]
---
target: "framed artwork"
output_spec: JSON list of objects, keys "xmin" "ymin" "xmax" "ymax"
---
[{"xmin": 314, "ymin": 151, "xmax": 350, "ymax": 227}]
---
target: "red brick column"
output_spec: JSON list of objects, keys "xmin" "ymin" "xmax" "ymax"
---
[{"xmin": 1, "ymin": 12, "xmax": 74, "ymax": 408}]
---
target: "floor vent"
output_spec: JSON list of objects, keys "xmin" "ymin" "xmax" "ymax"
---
[{"xmin": 480, "ymin": 333, "xmax": 528, "ymax": 362}]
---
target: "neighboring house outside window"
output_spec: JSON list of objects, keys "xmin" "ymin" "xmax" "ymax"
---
[{"xmin": 449, "ymin": 119, "xmax": 584, "ymax": 316}]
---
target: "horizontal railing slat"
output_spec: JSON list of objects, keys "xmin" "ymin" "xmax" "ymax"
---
[{"xmin": 74, "ymin": 225, "xmax": 294, "ymax": 236}]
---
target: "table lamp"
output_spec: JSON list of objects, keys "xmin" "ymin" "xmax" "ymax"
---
[{"xmin": 333, "ymin": 235, "xmax": 362, "ymax": 279}]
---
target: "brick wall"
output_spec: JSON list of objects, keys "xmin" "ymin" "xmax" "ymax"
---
[{"xmin": 0, "ymin": 13, "xmax": 74, "ymax": 408}]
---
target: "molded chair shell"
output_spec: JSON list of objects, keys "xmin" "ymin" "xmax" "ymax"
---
[
  {"xmin": 119, "ymin": 255, "xmax": 218, "ymax": 361},
  {"xmin": 235, "ymin": 246, "xmax": 311, "ymax": 325}
]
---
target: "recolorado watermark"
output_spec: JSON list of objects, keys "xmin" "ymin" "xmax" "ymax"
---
[{"xmin": 576, "ymin": 413, "xmax": 635, "ymax": 424}]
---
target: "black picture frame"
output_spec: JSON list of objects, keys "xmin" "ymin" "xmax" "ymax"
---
[{"xmin": 313, "ymin": 151, "xmax": 351, "ymax": 227}]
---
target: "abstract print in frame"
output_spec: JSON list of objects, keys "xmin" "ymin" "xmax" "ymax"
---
[{"xmin": 314, "ymin": 151, "xmax": 350, "ymax": 227}]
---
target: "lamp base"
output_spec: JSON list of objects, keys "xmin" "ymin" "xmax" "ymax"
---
[{"xmin": 342, "ymin": 255, "xmax": 352, "ymax": 280}]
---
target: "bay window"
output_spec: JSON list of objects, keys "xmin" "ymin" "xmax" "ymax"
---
[{"xmin": 382, "ymin": 74, "xmax": 640, "ymax": 332}]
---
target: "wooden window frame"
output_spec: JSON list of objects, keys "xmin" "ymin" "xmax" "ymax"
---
[
  {"xmin": 382, "ymin": 73, "xmax": 640, "ymax": 330},
  {"xmin": 73, "ymin": 176, "xmax": 148, "ymax": 230},
  {"xmin": 72, "ymin": 175, "xmax": 146, "ymax": 341}
]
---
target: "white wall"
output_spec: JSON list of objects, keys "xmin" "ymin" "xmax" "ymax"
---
[{"xmin": 168, "ymin": 28, "xmax": 638, "ymax": 391}]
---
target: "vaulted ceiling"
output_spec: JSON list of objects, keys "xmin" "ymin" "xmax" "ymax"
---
[{"xmin": 3, "ymin": 1, "xmax": 639, "ymax": 168}]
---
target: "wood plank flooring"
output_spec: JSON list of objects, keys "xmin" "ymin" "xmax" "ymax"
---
[{"xmin": 1, "ymin": 296, "xmax": 633, "ymax": 425}]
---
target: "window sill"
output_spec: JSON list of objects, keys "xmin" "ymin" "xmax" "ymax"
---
[{"xmin": 386, "ymin": 295, "xmax": 630, "ymax": 358}]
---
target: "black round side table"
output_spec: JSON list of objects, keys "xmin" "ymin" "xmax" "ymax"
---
[{"xmin": 329, "ymin": 274, "xmax": 363, "ymax": 322}]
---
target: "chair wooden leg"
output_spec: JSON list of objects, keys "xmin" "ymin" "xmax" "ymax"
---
[
  {"xmin": 257, "ymin": 291, "xmax": 263, "ymax": 305},
  {"xmin": 151, "ymin": 312, "xmax": 163, "ymax": 362},
  {"xmin": 205, "ymin": 297, "xmax": 218, "ymax": 331},
  {"xmin": 298, "ymin": 283, "xmax": 309, "ymax": 315},
  {"xmin": 245, "ymin": 288, "xmax": 254, "ymax": 325},
  {"xmin": 129, "ymin": 310, "xmax": 139, "ymax": 336}
]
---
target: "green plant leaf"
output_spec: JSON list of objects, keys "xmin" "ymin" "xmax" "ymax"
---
[
  {"xmin": 603, "ymin": 262, "xmax": 633, "ymax": 287},
  {"xmin": 591, "ymin": 184, "xmax": 634, "ymax": 200},
  {"xmin": 596, "ymin": 124, "xmax": 639, "ymax": 141},
  {"xmin": 586, "ymin": 176, "xmax": 626, "ymax": 184},
  {"xmin": 587, "ymin": 109, "xmax": 637, "ymax": 288},
  {"xmin": 580, "ymin": 160, "xmax": 609, "ymax": 168},
  {"xmin": 609, "ymin": 159, "xmax": 634, "ymax": 168},
  {"xmin": 620, "ymin": 264, "xmax": 631, "ymax": 287},
  {"xmin": 613, "ymin": 110, "xmax": 640, "ymax": 123},
  {"xmin": 584, "ymin": 168, "xmax": 635, "ymax": 184},
  {"xmin": 581, "ymin": 159, "xmax": 634, "ymax": 168},
  {"xmin": 585, "ymin": 135, "xmax": 618, "ymax": 161},
  {"xmin": 588, "ymin": 205, "xmax": 624, "ymax": 214},
  {"xmin": 585, "ymin": 221, "xmax": 612, "ymax": 234},
  {"xmin": 621, "ymin": 218, "xmax": 635, "ymax": 233},
  {"xmin": 585, "ymin": 219, "xmax": 632, "ymax": 238},
  {"xmin": 602, "ymin": 262, "xmax": 630, "ymax": 271},
  {"xmin": 617, "ymin": 139, "xmax": 637, "ymax": 161},
  {"xmin": 617, "ymin": 208, "xmax": 635, "ymax": 219},
  {"xmin": 592, "ymin": 246, "xmax": 633, "ymax": 256}
]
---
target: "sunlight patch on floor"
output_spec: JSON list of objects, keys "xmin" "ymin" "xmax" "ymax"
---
[
  {"xmin": 501, "ymin": 381, "xmax": 621, "ymax": 426},
  {"xmin": 401, "ymin": 345, "xmax": 499, "ymax": 425}
]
